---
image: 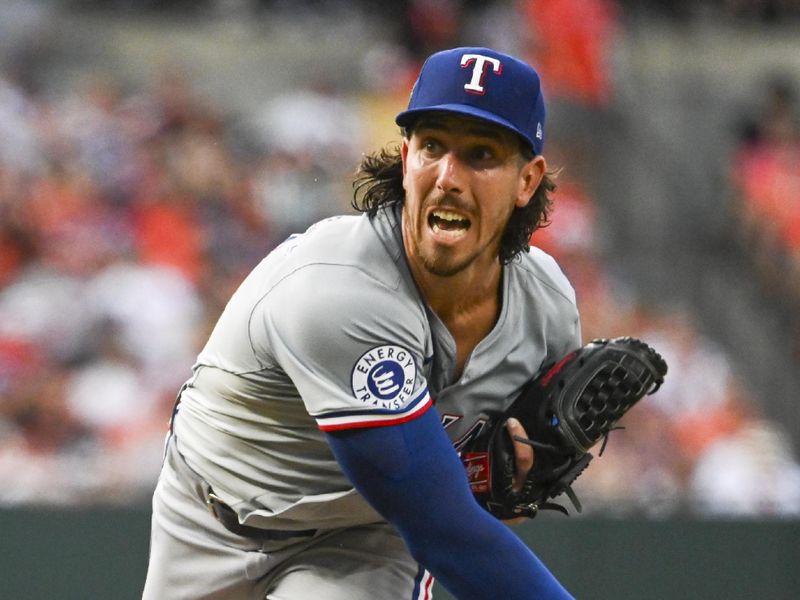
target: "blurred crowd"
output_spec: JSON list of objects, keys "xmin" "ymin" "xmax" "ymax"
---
[
  {"xmin": 1, "ymin": 0, "xmax": 799, "ymax": 517},
  {"xmin": 731, "ymin": 77, "xmax": 800, "ymax": 319},
  {"xmin": 0, "ymin": 65, "xmax": 360, "ymax": 504}
]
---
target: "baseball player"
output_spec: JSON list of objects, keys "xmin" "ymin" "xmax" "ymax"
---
[{"xmin": 142, "ymin": 47, "xmax": 580, "ymax": 599}]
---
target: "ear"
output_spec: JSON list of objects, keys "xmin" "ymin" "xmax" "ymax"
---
[{"xmin": 515, "ymin": 155, "xmax": 546, "ymax": 208}]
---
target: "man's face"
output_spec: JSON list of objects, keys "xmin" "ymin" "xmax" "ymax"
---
[{"xmin": 400, "ymin": 114, "xmax": 544, "ymax": 278}]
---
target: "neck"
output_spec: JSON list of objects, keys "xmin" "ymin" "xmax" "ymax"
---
[
  {"xmin": 410, "ymin": 255, "xmax": 504, "ymax": 380},
  {"xmin": 411, "ymin": 256, "xmax": 502, "ymax": 322}
]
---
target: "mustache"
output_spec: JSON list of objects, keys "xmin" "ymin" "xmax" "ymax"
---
[{"xmin": 427, "ymin": 193, "xmax": 471, "ymax": 212}]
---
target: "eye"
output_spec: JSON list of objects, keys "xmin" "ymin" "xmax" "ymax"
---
[
  {"xmin": 471, "ymin": 146, "xmax": 495, "ymax": 161},
  {"xmin": 422, "ymin": 138, "xmax": 442, "ymax": 153}
]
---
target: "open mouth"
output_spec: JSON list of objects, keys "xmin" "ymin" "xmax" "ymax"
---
[{"xmin": 428, "ymin": 209, "xmax": 471, "ymax": 239}]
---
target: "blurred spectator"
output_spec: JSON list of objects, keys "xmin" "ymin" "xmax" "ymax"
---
[
  {"xmin": 251, "ymin": 82, "xmax": 365, "ymax": 164},
  {"xmin": 690, "ymin": 420, "xmax": 800, "ymax": 517},
  {"xmin": 64, "ymin": 320, "xmax": 159, "ymax": 436},
  {"xmin": 519, "ymin": 0, "xmax": 619, "ymax": 108},
  {"xmin": 0, "ymin": 223, "xmax": 36, "ymax": 289},
  {"xmin": 731, "ymin": 75, "xmax": 800, "ymax": 309},
  {"xmin": 400, "ymin": 0, "xmax": 464, "ymax": 64},
  {"xmin": 84, "ymin": 261, "xmax": 202, "ymax": 371},
  {"xmin": 0, "ymin": 262, "xmax": 96, "ymax": 364},
  {"xmin": 249, "ymin": 82, "xmax": 362, "ymax": 238}
]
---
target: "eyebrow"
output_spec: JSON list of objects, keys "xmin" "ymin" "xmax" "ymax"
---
[{"xmin": 413, "ymin": 117, "xmax": 510, "ymax": 143}]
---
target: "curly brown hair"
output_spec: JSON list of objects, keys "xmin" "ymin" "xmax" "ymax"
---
[{"xmin": 352, "ymin": 141, "xmax": 557, "ymax": 265}]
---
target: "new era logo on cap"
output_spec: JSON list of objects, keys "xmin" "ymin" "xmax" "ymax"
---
[{"xmin": 396, "ymin": 47, "xmax": 546, "ymax": 154}]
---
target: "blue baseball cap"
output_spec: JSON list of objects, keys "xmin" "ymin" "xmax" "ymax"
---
[{"xmin": 396, "ymin": 47, "xmax": 546, "ymax": 155}]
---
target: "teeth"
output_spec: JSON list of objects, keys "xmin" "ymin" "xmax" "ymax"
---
[
  {"xmin": 432, "ymin": 223, "xmax": 468, "ymax": 239},
  {"xmin": 432, "ymin": 210, "xmax": 465, "ymax": 222},
  {"xmin": 429, "ymin": 208, "xmax": 470, "ymax": 240}
]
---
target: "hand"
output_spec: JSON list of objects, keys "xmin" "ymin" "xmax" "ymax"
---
[{"xmin": 502, "ymin": 417, "xmax": 535, "ymax": 525}]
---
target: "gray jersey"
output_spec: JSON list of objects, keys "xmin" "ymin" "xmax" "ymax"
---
[{"xmin": 172, "ymin": 204, "xmax": 580, "ymax": 532}]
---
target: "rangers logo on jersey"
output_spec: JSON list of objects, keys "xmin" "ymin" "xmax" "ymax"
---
[{"xmin": 351, "ymin": 344, "xmax": 417, "ymax": 410}]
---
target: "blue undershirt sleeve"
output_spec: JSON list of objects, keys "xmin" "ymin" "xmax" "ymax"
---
[{"xmin": 325, "ymin": 406, "xmax": 574, "ymax": 600}]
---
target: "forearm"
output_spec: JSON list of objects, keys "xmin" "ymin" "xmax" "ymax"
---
[{"xmin": 326, "ymin": 407, "xmax": 573, "ymax": 599}]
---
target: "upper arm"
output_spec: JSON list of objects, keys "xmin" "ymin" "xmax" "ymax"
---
[{"xmin": 251, "ymin": 264, "xmax": 432, "ymax": 431}]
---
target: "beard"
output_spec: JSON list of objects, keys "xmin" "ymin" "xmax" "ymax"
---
[
  {"xmin": 402, "ymin": 191, "xmax": 509, "ymax": 279},
  {"xmin": 416, "ymin": 243, "xmax": 479, "ymax": 277},
  {"xmin": 407, "ymin": 218, "xmax": 505, "ymax": 278}
]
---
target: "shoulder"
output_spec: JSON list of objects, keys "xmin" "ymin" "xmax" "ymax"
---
[
  {"xmin": 512, "ymin": 245, "xmax": 577, "ymax": 306},
  {"xmin": 506, "ymin": 245, "xmax": 581, "ymax": 358},
  {"xmin": 268, "ymin": 212, "xmax": 412, "ymax": 306},
  {"xmin": 253, "ymin": 214, "xmax": 427, "ymax": 347},
  {"xmin": 276, "ymin": 212, "xmax": 405, "ymax": 292}
]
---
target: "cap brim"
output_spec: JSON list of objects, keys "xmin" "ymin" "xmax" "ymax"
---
[{"xmin": 395, "ymin": 104, "xmax": 535, "ymax": 151}]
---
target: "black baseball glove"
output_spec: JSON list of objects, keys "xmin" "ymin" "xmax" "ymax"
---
[{"xmin": 461, "ymin": 337, "xmax": 668, "ymax": 520}]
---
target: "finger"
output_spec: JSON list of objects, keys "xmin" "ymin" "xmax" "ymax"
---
[
  {"xmin": 502, "ymin": 516, "xmax": 529, "ymax": 527},
  {"xmin": 506, "ymin": 418, "xmax": 535, "ymax": 492}
]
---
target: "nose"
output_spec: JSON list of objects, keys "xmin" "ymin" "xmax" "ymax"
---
[{"xmin": 436, "ymin": 152, "xmax": 465, "ymax": 195}]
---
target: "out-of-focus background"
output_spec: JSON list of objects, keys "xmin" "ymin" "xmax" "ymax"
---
[{"xmin": 0, "ymin": 1, "xmax": 799, "ymax": 598}]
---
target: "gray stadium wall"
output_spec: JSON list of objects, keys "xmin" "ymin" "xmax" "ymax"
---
[{"xmin": 0, "ymin": 508, "xmax": 797, "ymax": 599}]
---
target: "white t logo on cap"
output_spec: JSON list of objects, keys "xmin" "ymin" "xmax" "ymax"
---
[{"xmin": 460, "ymin": 54, "xmax": 502, "ymax": 95}]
